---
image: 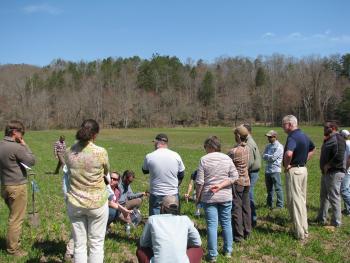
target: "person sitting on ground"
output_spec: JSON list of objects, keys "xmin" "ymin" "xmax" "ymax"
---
[
  {"xmin": 107, "ymin": 171, "xmax": 132, "ymax": 228},
  {"xmin": 137, "ymin": 195, "xmax": 203, "ymax": 263},
  {"xmin": 119, "ymin": 170, "xmax": 147, "ymax": 212}
]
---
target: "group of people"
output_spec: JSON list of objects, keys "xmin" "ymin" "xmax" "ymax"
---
[{"xmin": 0, "ymin": 115, "xmax": 350, "ymax": 263}]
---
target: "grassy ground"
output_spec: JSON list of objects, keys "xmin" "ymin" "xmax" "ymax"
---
[{"xmin": 1, "ymin": 126, "xmax": 350, "ymax": 263}]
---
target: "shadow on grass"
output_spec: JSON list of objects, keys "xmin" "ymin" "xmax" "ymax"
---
[
  {"xmin": 0, "ymin": 237, "xmax": 6, "ymax": 253},
  {"xmin": 31, "ymin": 239, "xmax": 66, "ymax": 261},
  {"xmin": 106, "ymin": 232, "xmax": 140, "ymax": 246}
]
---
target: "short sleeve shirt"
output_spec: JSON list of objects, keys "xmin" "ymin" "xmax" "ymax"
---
[
  {"xmin": 143, "ymin": 148, "xmax": 185, "ymax": 196},
  {"xmin": 284, "ymin": 129, "xmax": 315, "ymax": 166}
]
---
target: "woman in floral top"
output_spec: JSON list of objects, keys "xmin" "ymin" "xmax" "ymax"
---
[{"xmin": 65, "ymin": 119, "xmax": 109, "ymax": 263}]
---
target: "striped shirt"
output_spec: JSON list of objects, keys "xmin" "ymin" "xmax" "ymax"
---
[
  {"xmin": 228, "ymin": 143, "xmax": 250, "ymax": 186},
  {"xmin": 54, "ymin": 140, "xmax": 66, "ymax": 157},
  {"xmin": 196, "ymin": 151, "xmax": 238, "ymax": 203}
]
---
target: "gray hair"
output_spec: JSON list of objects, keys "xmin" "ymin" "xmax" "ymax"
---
[
  {"xmin": 204, "ymin": 136, "xmax": 221, "ymax": 152},
  {"xmin": 282, "ymin": 115, "xmax": 298, "ymax": 128}
]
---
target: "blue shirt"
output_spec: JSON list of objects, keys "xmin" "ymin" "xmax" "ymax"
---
[
  {"xmin": 263, "ymin": 140, "xmax": 284, "ymax": 173},
  {"xmin": 284, "ymin": 129, "xmax": 315, "ymax": 166},
  {"xmin": 140, "ymin": 214, "xmax": 201, "ymax": 263}
]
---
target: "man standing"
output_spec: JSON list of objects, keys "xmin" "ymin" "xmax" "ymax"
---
[
  {"xmin": 282, "ymin": 115, "xmax": 315, "ymax": 240},
  {"xmin": 137, "ymin": 195, "xmax": 203, "ymax": 263},
  {"xmin": 0, "ymin": 120, "xmax": 35, "ymax": 256},
  {"xmin": 340, "ymin": 129, "xmax": 350, "ymax": 216},
  {"xmin": 262, "ymin": 130, "xmax": 284, "ymax": 209},
  {"xmin": 243, "ymin": 124, "xmax": 261, "ymax": 227},
  {"xmin": 53, "ymin": 135, "xmax": 66, "ymax": 174},
  {"xmin": 142, "ymin": 133, "xmax": 185, "ymax": 216},
  {"xmin": 317, "ymin": 122, "xmax": 346, "ymax": 228}
]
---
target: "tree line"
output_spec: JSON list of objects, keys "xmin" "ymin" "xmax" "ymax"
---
[{"xmin": 0, "ymin": 53, "xmax": 350, "ymax": 130}]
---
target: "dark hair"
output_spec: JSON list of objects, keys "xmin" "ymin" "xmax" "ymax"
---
[
  {"xmin": 122, "ymin": 170, "xmax": 135, "ymax": 180},
  {"xmin": 59, "ymin": 135, "xmax": 65, "ymax": 140},
  {"xmin": 324, "ymin": 120, "xmax": 339, "ymax": 131},
  {"xmin": 243, "ymin": 123, "xmax": 252, "ymax": 133},
  {"xmin": 76, "ymin": 119, "xmax": 99, "ymax": 143},
  {"xmin": 204, "ymin": 136, "xmax": 221, "ymax": 152},
  {"xmin": 5, "ymin": 120, "xmax": 25, "ymax": 136}
]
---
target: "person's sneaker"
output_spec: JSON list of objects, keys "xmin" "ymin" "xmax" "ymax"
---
[
  {"xmin": 194, "ymin": 208, "xmax": 201, "ymax": 216},
  {"xmin": 224, "ymin": 252, "xmax": 232, "ymax": 258},
  {"xmin": 206, "ymin": 257, "xmax": 217, "ymax": 263},
  {"xmin": 8, "ymin": 249, "xmax": 28, "ymax": 257}
]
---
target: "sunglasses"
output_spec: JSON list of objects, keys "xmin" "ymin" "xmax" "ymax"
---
[{"xmin": 111, "ymin": 177, "xmax": 120, "ymax": 181}]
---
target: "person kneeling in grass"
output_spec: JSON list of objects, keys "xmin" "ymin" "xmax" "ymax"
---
[{"xmin": 137, "ymin": 195, "xmax": 203, "ymax": 263}]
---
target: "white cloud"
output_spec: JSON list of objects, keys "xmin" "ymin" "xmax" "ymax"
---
[
  {"xmin": 262, "ymin": 32, "xmax": 275, "ymax": 38},
  {"xmin": 288, "ymin": 32, "xmax": 303, "ymax": 39},
  {"xmin": 23, "ymin": 4, "xmax": 62, "ymax": 15}
]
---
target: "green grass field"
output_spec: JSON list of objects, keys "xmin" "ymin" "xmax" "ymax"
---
[{"xmin": 1, "ymin": 126, "xmax": 350, "ymax": 263}]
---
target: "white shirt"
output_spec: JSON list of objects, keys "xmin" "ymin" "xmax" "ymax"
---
[{"xmin": 143, "ymin": 148, "xmax": 185, "ymax": 195}]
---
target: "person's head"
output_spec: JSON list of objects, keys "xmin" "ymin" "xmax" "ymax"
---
[
  {"xmin": 203, "ymin": 136, "xmax": 221, "ymax": 153},
  {"xmin": 233, "ymin": 125, "xmax": 249, "ymax": 143},
  {"xmin": 110, "ymin": 171, "xmax": 121, "ymax": 188},
  {"xmin": 265, "ymin": 130, "xmax": 278, "ymax": 143},
  {"xmin": 282, "ymin": 115, "xmax": 298, "ymax": 133},
  {"xmin": 5, "ymin": 120, "xmax": 25, "ymax": 140},
  {"xmin": 59, "ymin": 135, "xmax": 65, "ymax": 142},
  {"xmin": 243, "ymin": 123, "xmax": 252, "ymax": 134},
  {"xmin": 324, "ymin": 121, "xmax": 338, "ymax": 137},
  {"xmin": 340, "ymin": 129, "xmax": 350, "ymax": 140},
  {"xmin": 122, "ymin": 170, "xmax": 135, "ymax": 186},
  {"xmin": 76, "ymin": 119, "xmax": 99, "ymax": 144},
  {"xmin": 153, "ymin": 133, "xmax": 168, "ymax": 149},
  {"xmin": 160, "ymin": 195, "xmax": 179, "ymax": 215}
]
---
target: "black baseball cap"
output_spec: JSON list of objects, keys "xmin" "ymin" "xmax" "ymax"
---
[{"xmin": 153, "ymin": 133, "xmax": 168, "ymax": 143}]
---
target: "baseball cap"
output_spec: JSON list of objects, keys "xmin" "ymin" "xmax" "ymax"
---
[
  {"xmin": 341, "ymin": 129, "xmax": 350, "ymax": 138},
  {"xmin": 162, "ymin": 195, "xmax": 179, "ymax": 210},
  {"xmin": 153, "ymin": 133, "xmax": 168, "ymax": 142},
  {"xmin": 265, "ymin": 130, "xmax": 278, "ymax": 137}
]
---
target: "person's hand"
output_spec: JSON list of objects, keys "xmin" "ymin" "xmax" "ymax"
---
[
  {"xmin": 122, "ymin": 209, "xmax": 132, "ymax": 219},
  {"xmin": 210, "ymin": 185, "xmax": 220, "ymax": 193},
  {"xmin": 284, "ymin": 165, "xmax": 291, "ymax": 173}
]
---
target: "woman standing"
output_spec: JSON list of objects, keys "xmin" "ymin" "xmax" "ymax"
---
[
  {"xmin": 195, "ymin": 136, "xmax": 238, "ymax": 262},
  {"xmin": 65, "ymin": 119, "xmax": 109, "ymax": 263}
]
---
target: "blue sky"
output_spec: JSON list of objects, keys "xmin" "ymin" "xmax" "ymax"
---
[{"xmin": 1, "ymin": 1, "xmax": 349, "ymax": 66}]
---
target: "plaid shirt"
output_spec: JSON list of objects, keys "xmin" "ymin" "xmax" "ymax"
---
[
  {"xmin": 54, "ymin": 140, "xmax": 66, "ymax": 157},
  {"xmin": 228, "ymin": 143, "xmax": 250, "ymax": 186}
]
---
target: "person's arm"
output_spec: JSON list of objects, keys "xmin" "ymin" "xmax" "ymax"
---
[
  {"xmin": 127, "ymin": 185, "xmax": 145, "ymax": 200},
  {"xmin": 185, "ymin": 180, "xmax": 194, "ymax": 200},
  {"xmin": 54, "ymin": 142, "xmax": 58, "ymax": 158},
  {"xmin": 139, "ymin": 220, "xmax": 152, "ymax": 248},
  {"xmin": 187, "ymin": 219, "xmax": 202, "ymax": 247},
  {"xmin": 142, "ymin": 156, "xmax": 149, "ymax": 174},
  {"xmin": 15, "ymin": 143, "xmax": 36, "ymax": 167},
  {"xmin": 269, "ymin": 144, "xmax": 284, "ymax": 162},
  {"xmin": 283, "ymin": 150, "xmax": 293, "ymax": 171},
  {"xmin": 307, "ymin": 139, "xmax": 316, "ymax": 161},
  {"xmin": 195, "ymin": 160, "xmax": 204, "ymax": 205},
  {"xmin": 177, "ymin": 170, "xmax": 185, "ymax": 186},
  {"xmin": 210, "ymin": 179, "xmax": 233, "ymax": 193},
  {"xmin": 262, "ymin": 145, "xmax": 270, "ymax": 161}
]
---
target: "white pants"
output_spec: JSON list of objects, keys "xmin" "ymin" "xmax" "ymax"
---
[{"xmin": 67, "ymin": 201, "xmax": 108, "ymax": 263}]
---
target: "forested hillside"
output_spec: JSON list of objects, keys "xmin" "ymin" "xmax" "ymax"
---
[{"xmin": 1, "ymin": 53, "xmax": 350, "ymax": 129}]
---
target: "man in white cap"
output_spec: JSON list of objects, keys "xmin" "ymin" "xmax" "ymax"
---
[
  {"xmin": 137, "ymin": 195, "xmax": 203, "ymax": 263},
  {"xmin": 340, "ymin": 129, "xmax": 350, "ymax": 216},
  {"xmin": 262, "ymin": 130, "xmax": 284, "ymax": 209}
]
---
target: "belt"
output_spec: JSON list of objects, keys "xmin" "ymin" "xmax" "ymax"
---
[{"xmin": 290, "ymin": 164, "xmax": 305, "ymax": 168}]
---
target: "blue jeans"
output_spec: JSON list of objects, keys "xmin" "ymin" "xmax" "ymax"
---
[
  {"xmin": 203, "ymin": 201, "xmax": 233, "ymax": 259},
  {"xmin": 149, "ymin": 194, "xmax": 179, "ymax": 216},
  {"xmin": 265, "ymin": 172, "xmax": 284, "ymax": 208},
  {"xmin": 317, "ymin": 171, "xmax": 345, "ymax": 226},
  {"xmin": 249, "ymin": 171, "xmax": 259, "ymax": 224},
  {"xmin": 107, "ymin": 207, "xmax": 120, "ymax": 226},
  {"xmin": 341, "ymin": 172, "xmax": 350, "ymax": 213}
]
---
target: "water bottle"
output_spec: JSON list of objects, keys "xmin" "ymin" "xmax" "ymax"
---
[{"xmin": 126, "ymin": 223, "xmax": 131, "ymax": 236}]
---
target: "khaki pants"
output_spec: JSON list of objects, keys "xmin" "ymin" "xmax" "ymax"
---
[
  {"xmin": 119, "ymin": 198, "xmax": 142, "ymax": 222},
  {"xmin": 1, "ymin": 184, "xmax": 28, "ymax": 254},
  {"xmin": 285, "ymin": 167, "xmax": 308, "ymax": 239}
]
